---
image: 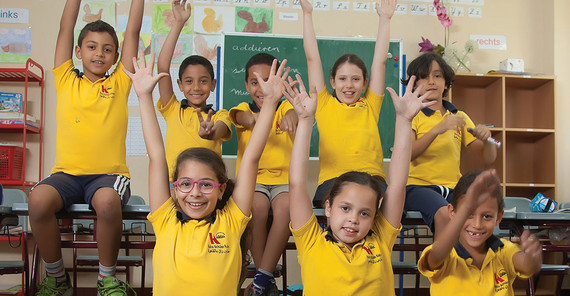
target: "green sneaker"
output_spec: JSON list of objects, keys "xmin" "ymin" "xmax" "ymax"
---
[
  {"xmin": 97, "ymin": 276, "xmax": 136, "ymax": 296},
  {"xmin": 36, "ymin": 275, "xmax": 72, "ymax": 296}
]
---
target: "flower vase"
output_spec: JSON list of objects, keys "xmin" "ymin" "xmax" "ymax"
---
[{"xmin": 455, "ymin": 56, "xmax": 471, "ymax": 73}]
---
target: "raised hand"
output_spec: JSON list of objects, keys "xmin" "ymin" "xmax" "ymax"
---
[
  {"xmin": 172, "ymin": 0, "xmax": 192, "ymax": 23},
  {"xmin": 300, "ymin": 0, "xmax": 313, "ymax": 14},
  {"xmin": 197, "ymin": 108, "xmax": 215, "ymax": 139},
  {"xmin": 518, "ymin": 230, "xmax": 542, "ymax": 259},
  {"xmin": 376, "ymin": 0, "xmax": 397, "ymax": 19},
  {"xmin": 386, "ymin": 75, "xmax": 436, "ymax": 121},
  {"xmin": 462, "ymin": 169, "xmax": 500, "ymax": 213},
  {"xmin": 123, "ymin": 51, "xmax": 170, "ymax": 98},
  {"xmin": 282, "ymin": 74, "xmax": 317, "ymax": 120},
  {"xmin": 253, "ymin": 59, "xmax": 290, "ymax": 107}
]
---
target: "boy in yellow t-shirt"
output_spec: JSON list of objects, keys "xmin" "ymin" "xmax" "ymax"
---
[
  {"xmin": 418, "ymin": 170, "xmax": 542, "ymax": 296},
  {"xmin": 403, "ymin": 53, "xmax": 498, "ymax": 236},
  {"xmin": 230, "ymin": 53, "xmax": 297, "ymax": 296},
  {"xmin": 28, "ymin": 0, "xmax": 143, "ymax": 295},
  {"xmin": 157, "ymin": 0, "xmax": 231, "ymax": 181}
]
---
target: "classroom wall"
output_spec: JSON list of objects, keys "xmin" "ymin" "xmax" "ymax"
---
[{"xmin": 0, "ymin": 0, "xmax": 565, "ymax": 203}]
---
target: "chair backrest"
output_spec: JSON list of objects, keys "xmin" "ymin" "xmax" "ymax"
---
[
  {"xmin": 1, "ymin": 188, "xmax": 28, "ymax": 231},
  {"xmin": 124, "ymin": 195, "xmax": 146, "ymax": 233},
  {"xmin": 504, "ymin": 197, "xmax": 531, "ymax": 213},
  {"xmin": 127, "ymin": 195, "xmax": 145, "ymax": 206}
]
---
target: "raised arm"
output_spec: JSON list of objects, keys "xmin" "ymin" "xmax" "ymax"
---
[
  {"xmin": 512, "ymin": 230, "xmax": 542, "ymax": 275},
  {"xmin": 300, "ymin": 0, "xmax": 325, "ymax": 92},
  {"xmin": 232, "ymin": 60, "xmax": 289, "ymax": 215},
  {"xmin": 426, "ymin": 170, "xmax": 500, "ymax": 270},
  {"xmin": 368, "ymin": 0, "xmax": 397, "ymax": 94},
  {"xmin": 381, "ymin": 76, "xmax": 435, "ymax": 227},
  {"xmin": 284, "ymin": 75, "xmax": 318, "ymax": 229},
  {"xmin": 157, "ymin": 0, "xmax": 192, "ymax": 106},
  {"xmin": 123, "ymin": 53, "xmax": 170, "ymax": 213},
  {"xmin": 120, "ymin": 0, "xmax": 144, "ymax": 73},
  {"xmin": 55, "ymin": 0, "xmax": 81, "ymax": 68}
]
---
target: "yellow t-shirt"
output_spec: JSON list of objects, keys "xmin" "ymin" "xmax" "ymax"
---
[
  {"xmin": 418, "ymin": 237, "xmax": 531, "ymax": 296},
  {"xmin": 51, "ymin": 59, "xmax": 131, "ymax": 177},
  {"xmin": 148, "ymin": 198, "xmax": 251, "ymax": 295},
  {"xmin": 291, "ymin": 213, "xmax": 400, "ymax": 295},
  {"xmin": 157, "ymin": 94, "xmax": 232, "ymax": 181},
  {"xmin": 315, "ymin": 88, "xmax": 385, "ymax": 185},
  {"xmin": 230, "ymin": 101, "xmax": 294, "ymax": 185},
  {"xmin": 407, "ymin": 102, "xmax": 477, "ymax": 188}
]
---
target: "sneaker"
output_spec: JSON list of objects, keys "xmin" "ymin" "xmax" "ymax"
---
[
  {"xmin": 97, "ymin": 276, "xmax": 136, "ymax": 296},
  {"xmin": 246, "ymin": 283, "xmax": 262, "ymax": 296},
  {"xmin": 265, "ymin": 282, "xmax": 280, "ymax": 296},
  {"xmin": 36, "ymin": 275, "xmax": 72, "ymax": 296}
]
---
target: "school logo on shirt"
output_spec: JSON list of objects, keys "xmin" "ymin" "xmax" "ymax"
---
[
  {"xmin": 99, "ymin": 85, "xmax": 115, "ymax": 99},
  {"xmin": 494, "ymin": 269, "xmax": 509, "ymax": 292},
  {"xmin": 364, "ymin": 243, "xmax": 382, "ymax": 264},
  {"xmin": 208, "ymin": 232, "xmax": 230, "ymax": 254},
  {"xmin": 348, "ymin": 99, "xmax": 367, "ymax": 109},
  {"xmin": 454, "ymin": 128, "xmax": 462, "ymax": 141}
]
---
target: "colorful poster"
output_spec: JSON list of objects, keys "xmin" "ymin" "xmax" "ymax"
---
[
  {"xmin": 152, "ymin": 4, "xmax": 193, "ymax": 34},
  {"xmin": 193, "ymin": 6, "xmax": 235, "ymax": 34},
  {"xmin": 235, "ymin": 7, "xmax": 272, "ymax": 33},
  {"xmin": 193, "ymin": 34, "xmax": 220, "ymax": 62},
  {"xmin": 0, "ymin": 28, "xmax": 31, "ymax": 63},
  {"xmin": 151, "ymin": 33, "xmax": 193, "ymax": 64}
]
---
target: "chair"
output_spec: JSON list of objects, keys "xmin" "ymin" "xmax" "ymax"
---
[
  {"xmin": 72, "ymin": 195, "xmax": 148, "ymax": 294},
  {"xmin": 504, "ymin": 196, "xmax": 532, "ymax": 213},
  {"xmin": 504, "ymin": 197, "xmax": 569, "ymax": 296},
  {"xmin": 0, "ymin": 188, "xmax": 29, "ymax": 296},
  {"xmin": 392, "ymin": 218, "xmax": 432, "ymax": 296}
]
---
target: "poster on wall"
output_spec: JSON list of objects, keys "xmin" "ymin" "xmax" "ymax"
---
[{"xmin": 0, "ymin": 28, "xmax": 31, "ymax": 63}]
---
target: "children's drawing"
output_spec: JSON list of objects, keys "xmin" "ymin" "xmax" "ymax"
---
[
  {"xmin": 236, "ymin": 7, "xmax": 272, "ymax": 33},
  {"xmin": 193, "ymin": 6, "xmax": 235, "ymax": 34},
  {"xmin": 202, "ymin": 8, "xmax": 223, "ymax": 33},
  {"xmin": 0, "ymin": 28, "xmax": 31, "ymax": 63},
  {"xmin": 117, "ymin": 15, "xmax": 152, "ymax": 56},
  {"xmin": 193, "ymin": 34, "xmax": 220, "ymax": 62},
  {"xmin": 152, "ymin": 4, "xmax": 193, "ymax": 34},
  {"xmin": 82, "ymin": 3, "xmax": 103, "ymax": 23},
  {"xmin": 152, "ymin": 33, "xmax": 193, "ymax": 64}
]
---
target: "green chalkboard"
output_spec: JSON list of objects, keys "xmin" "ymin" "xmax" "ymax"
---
[{"xmin": 220, "ymin": 33, "xmax": 402, "ymax": 158}]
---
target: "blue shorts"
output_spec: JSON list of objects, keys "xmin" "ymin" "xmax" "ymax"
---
[
  {"xmin": 34, "ymin": 172, "xmax": 131, "ymax": 212},
  {"xmin": 404, "ymin": 185, "xmax": 454, "ymax": 232},
  {"xmin": 313, "ymin": 177, "xmax": 388, "ymax": 209}
]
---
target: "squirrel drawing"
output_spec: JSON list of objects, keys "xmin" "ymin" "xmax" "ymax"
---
[{"xmin": 237, "ymin": 11, "xmax": 269, "ymax": 33}]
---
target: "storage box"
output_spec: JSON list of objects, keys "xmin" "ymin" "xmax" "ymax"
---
[
  {"xmin": 0, "ymin": 145, "xmax": 23, "ymax": 180},
  {"xmin": 499, "ymin": 59, "xmax": 524, "ymax": 72},
  {"xmin": 0, "ymin": 92, "xmax": 23, "ymax": 113}
]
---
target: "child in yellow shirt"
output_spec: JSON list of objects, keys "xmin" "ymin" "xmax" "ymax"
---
[{"xmin": 418, "ymin": 170, "xmax": 542, "ymax": 295}]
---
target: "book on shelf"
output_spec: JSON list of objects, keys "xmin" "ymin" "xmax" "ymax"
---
[
  {"xmin": 0, "ymin": 118, "xmax": 39, "ymax": 129},
  {"xmin": 0, "ymin": 111, "xmax": 36, "ymax": 122}
]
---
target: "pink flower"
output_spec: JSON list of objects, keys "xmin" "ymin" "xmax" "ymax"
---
[
  {"xmin": 434, "ymin": 0, "xmax": 453, "ymax": 27},
  {"xmin": 419, "ymin": 37, "xmax": 435, "ymax": 52}
]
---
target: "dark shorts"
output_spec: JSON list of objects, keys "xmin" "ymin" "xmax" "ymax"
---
[
  {"xmin": 404, "ymin": 185, "xmax": 454, "ymax": 232},
  {"xmin": 313, "ymin": 177, "xmax": 388, "ymax": 209},
  {"xmin": 34, "ymin": 172, "xmax": 131, "ymax": 211}
]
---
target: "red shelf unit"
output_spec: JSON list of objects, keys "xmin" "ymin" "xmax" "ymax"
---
[{"xmin": 0, "ymin": 58, "xmax": 45, "ymax": 191}]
